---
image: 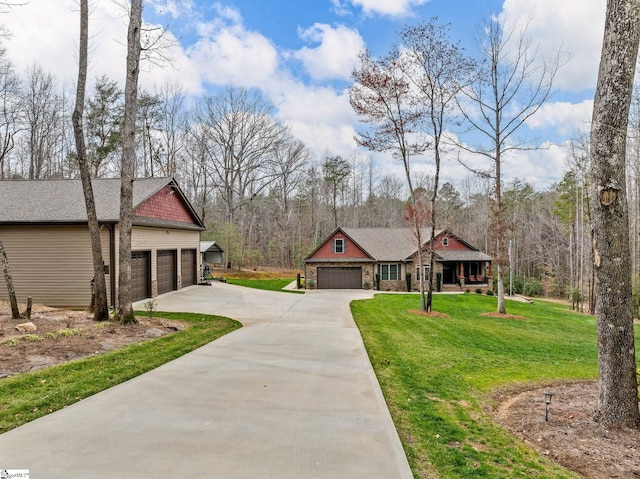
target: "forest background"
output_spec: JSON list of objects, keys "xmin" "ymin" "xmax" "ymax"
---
[{"xmin": 0, "ymin": 1, "xmax": 633, "ymax": 315}]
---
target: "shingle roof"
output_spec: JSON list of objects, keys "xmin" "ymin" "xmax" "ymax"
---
[
  {"xmin": 435, "ymin": 249, "xmax": 492, "ymax": 262},
  {"xmin": 342, "ymin": 227, "xmax": 442, "ymax": 262},
  {"xmin": 0, "ymin": 177, "xmax": 195, "ymax": 225},
  {"xmin": 200, "ymin": 241, "xmax": 224, "ymax": 253}
]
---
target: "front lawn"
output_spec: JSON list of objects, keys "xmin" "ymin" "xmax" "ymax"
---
[
  {"xmin": 351, "ymin": 293, "xmax": 606, "ymax": 478},
  {"xmin": 0, "ymin": 312, "xmax": 240, "ymax": 434},
  {"xmin": 225, "ymin": 277, "xmax": 303, "ymax": 293}
]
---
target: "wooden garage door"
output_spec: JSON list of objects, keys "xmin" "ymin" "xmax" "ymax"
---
[
  {"xmin": 157, "ymin": 250, "xmax": 177, "ymax": 294},
  {"xmin": 317, "ymin": 267, "xmax": 362, "ymax": 289},
  {"xmin": 181, "ymin": 249, "xmax": 197, "ymax": 287},
  {"xmin": 131, "ymin": 251, "xmax": 150, "ymax": 302}
]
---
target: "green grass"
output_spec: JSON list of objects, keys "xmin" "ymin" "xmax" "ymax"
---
[
  {"xmin": 350, "ymin": 293, "xmax": 619, "ymax": 478},
  {"xmin": 225, "ymin": 277, "xmax": 303, "ymax": 293},
  {"xmin": 0, "ymin": 312, "xmax": 241, "ymax": 434}
]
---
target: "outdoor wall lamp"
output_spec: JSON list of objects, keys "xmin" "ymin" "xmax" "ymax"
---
[{"xmin": 544, "ymin": 391, "xmax": 554, "ymax": 422}]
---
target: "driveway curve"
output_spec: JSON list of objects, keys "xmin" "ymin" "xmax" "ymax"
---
[{"xmin": 0, "ymin": 283, "xmax": 412, "ymax": 478}]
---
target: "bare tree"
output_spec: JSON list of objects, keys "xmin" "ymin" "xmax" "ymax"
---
[
  {"xmin": 456, "ymin": 17, "xmax": 561, "ymax": 314},
  {"xmin": 71, "ymin": 0, "xmax": 109, "ymax": 321},
  {"xmin": 194, "ymin": 87, "xmax": 286, "ymax": 225},
  {"xmin": 22, "ymin": 64, "xmax": 63, "ymax": 179},
  {"xmin": 590, "ymin": 0, "xmax": 640, "ymax": 429},
  {"xmin": 115, "ymin": 0, "xmax": 143, "ymax": 324},
  {"xmin": 350, "ymin": 49, "xmax": 430, "ymax": 310},
  {"xmin": 0, "ymin": 238, "xmax": 20, "ymax": 319},
  {"xmin": 399, "ymin": 19, "xmax": 476, "ymax": 310},
  {"xmin": 0, "ymin": 40, "xmax": 21, "ymax": 178}
]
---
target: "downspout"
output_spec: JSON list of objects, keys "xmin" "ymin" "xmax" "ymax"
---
[{"xmin": 109, "ymin": 224, "xmax": 116, "ymax": 309}]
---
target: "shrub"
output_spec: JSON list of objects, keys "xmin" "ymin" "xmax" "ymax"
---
[
  {"xmin": 523, "ymin": 278, "xmax": 543, "ymax": 296},
  {"xmin": 475, "ymin": 288, "xmax": 483, "ymax": 294},
  {"xmin": 486, "ymin": 289, "xmax": 494, "ymax": 296}
]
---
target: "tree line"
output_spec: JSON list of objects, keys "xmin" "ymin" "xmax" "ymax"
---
[{"xmin": 0, "ymin": 23, "xmax": 626, "ymax": 308}]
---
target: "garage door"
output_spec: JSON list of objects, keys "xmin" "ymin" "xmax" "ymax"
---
[
  {"xmin": 317, "ymin": 267, "xmax": 362, "ymax": 289},
  {"xmin": 181, "ymin": 249, "xmax": 197, "ymax": 287},
  {"xmin": 131, "ymin": 251, "xmax": 150, "ymax": 302},
  {"xmin": 157, "ymin": 250, "xmax": 177, "ymax": 294}
]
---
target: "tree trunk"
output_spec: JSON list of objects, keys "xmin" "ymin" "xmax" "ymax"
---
[
  {"xmin": 116, "ymin": 0, "xmax": 143, "ymax": 324},
  {"xmin": 72, "ymin": 0, "xmax": 109, "ymax": 321},
  {"xmin": 590, "ymin": 0, "xmax": 640, "ymax": 429},
  {"xmin": 0, "ymin": 239, "xmax": 21, "ymax": 319}
]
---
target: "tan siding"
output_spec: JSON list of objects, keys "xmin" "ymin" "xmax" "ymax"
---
[
  {"xmin": 113, "ymin": 226, "xmax": 200, "ymax": 298},
  {"xmin": 0, "ymin": 225, "xmax": 112, "ymax": 307}
]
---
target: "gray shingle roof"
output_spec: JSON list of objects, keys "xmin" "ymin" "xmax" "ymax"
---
[
  {"xmin": 0, "ymin": 177, "xmax": 192, "ymax": 224},
  {"xmin": 342, "ymin": 227, "xmax": 442, "ymax": 261}
]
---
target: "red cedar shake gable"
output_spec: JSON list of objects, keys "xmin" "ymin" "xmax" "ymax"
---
[
  {"xmin": 133, "ymin": 185, "xmax": 199, "ymax": 225},
  {"xmin": 433, "ymin": 231, "xmax": 477, "ymax": 251},
  {"xmin": 309, "ymin": 230, "xmax": 369, "ymax": 259}
]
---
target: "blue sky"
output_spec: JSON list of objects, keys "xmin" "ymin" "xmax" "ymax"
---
[{"xmin": 6, "ymin": 0, "xmax": 607, "ymax": 190}]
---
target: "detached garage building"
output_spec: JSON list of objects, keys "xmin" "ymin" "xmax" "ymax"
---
[{"xmin": 0, "ymin": 177, "xmax": 204, "ymax": 307}]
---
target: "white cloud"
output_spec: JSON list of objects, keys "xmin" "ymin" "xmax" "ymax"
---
[
  {"xmin": 501, "ymin": 0, "xmax": 606, "ymax": 92},
  {"xmin": 333, "ymin": 0, "xmax": 431, "ymax": 17},
  {"xmin": 270, "ymin": 81, "xmax": 359, "ymax": 157},
  {"xmin": 502, "ymin": 143, "xmax": 568, "ymax": 187},
  {"xmin": 525, "ymin": 100, "xmax": 593, "ymax": 136},
  {"xmin": 294, "ymin": 24, "xmax": 365, "ymax": 81}
]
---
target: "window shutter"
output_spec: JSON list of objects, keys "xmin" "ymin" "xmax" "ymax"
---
[
  {"xmin": 344, "ymin": 240, "xmax": 347, "ymax": 253},
  {"xmin": 332, "ymin": 240, "xmax": 336, "ymax": 253}
]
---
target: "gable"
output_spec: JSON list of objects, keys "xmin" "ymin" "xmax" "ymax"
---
[
  {"xmin": 133, "ymin": 185, "xmax": 200, "ymax": 226},
  {"xmin": 307, "ymin": 230, "xmax": 370, "ymax": 260},
  {"xmin": 433, "ymin": 231, "xmax": 475, "ymax": 252}
]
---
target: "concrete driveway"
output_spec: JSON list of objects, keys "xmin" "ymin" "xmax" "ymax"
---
[{"xmin": 0, "ymin": 283, "xmax": 413, "ymax": 478}]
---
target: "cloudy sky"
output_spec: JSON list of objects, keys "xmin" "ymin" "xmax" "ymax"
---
[{"xmin": 3, "ymin": 0, "xmax": 607, "ymax": 190}]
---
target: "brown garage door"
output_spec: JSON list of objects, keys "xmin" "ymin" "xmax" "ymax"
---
[
  {"xmin": 157, "ymin": 250, "xmax": 177, "ymax": 294},
  {"xmin": 317, "ymin": 267, "xmax": 362, "ymax": 289},
  {"xmin": 131, "ymin": 251, "xmax": 150, "ymax": 302},
  {"xmin": 181, "ymin": 249, "xmax": 197, "ymax": 287}
]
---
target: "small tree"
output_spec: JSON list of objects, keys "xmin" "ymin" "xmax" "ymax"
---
[
  {"xmin": 456, "ymin": 17, "xmax": 561, "ymax": 314},
  {"xmin": 350, "ymin": 49, "xmax": 429, "ymax": 310},
  {"xmin": 0, "ymin": 238, "xmax": 20, "ymax": 319}
]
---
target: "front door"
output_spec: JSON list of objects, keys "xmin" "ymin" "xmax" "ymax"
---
[{"xmin": 442, "ymin": 263, "xmax": 455, "ymax": 284}]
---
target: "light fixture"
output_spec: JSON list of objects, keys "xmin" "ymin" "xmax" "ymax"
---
[{"xmin": 543, "ymin": 391, "xmax": 554, "ymax": 422}]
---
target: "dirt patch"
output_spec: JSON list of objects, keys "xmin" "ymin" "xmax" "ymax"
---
[
  {"xmin": 408, "ymin": 309, "xmax": 450, "ymax": 318},
  {"xmin": 494, "ymin": 381, "xmax": 640, "ymax": 478},
  {"xmin": 0, "ymin": 302, "xmax": 186, "ymax": 379}
]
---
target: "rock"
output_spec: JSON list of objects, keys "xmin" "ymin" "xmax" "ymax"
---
[
  {"xmin": 143, "ymin": 328, "xmax": 165, "ymax": 338},
  {"xmin": 15, "ymin": 322, "xmax": 37, "ymax": 332}
]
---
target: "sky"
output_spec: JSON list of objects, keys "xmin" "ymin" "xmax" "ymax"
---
[{"xmin": 3, "ymin": 0, "xmax": 608, "ymax": 191}]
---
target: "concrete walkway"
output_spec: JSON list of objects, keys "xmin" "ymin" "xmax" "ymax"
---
[{"xmin": 0, "ymin": 284, "xmax": 413, "ymax": 478}]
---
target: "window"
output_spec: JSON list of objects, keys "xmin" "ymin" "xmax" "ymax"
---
[
  {"xmin": 333, "ymin": 238, "xmax": 346, "ymax": 254},
  {"xmin": 416, "ymin": 264, "xmax": 430, "ymax": 281},
  {"xmin": 380, "ymin": 263, "xmax": 400, "ymax": 281},
  {"xmin": 442, "ymin": 237, "xmax": 449, "ymax": 247}
]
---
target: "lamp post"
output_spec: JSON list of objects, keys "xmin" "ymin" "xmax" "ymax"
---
[{"xmin": 544, "ymin": 391, "xmax": 554, "ymax": 422}]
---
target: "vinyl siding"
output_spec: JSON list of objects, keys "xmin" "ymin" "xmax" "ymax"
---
[
  {"xmin": 113, "ymin": 226, "xmax": 200, "ymax": 295},
  {"xmin": 0, "ymin": 225, "xmax": 112, "ymax": 307}
]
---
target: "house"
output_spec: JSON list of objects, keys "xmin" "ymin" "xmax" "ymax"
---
[
  {"xmin": 304, "ymin": 227, "xmax": 492, "ymax": 291},
  {"xmin": 0, "ymin": 177, "xmax": 204, "ymax": 307}
]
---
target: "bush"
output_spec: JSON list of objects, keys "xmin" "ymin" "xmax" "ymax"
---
[
  {"xmin": 486, "ymin": 289, "xmax": 494, "ymax": 296},
  {"xmin": 475, "ymin": 288, "xmax": 483, "ymax": 294},
  {"xmin": 523, "ymin": 278, "xmax": 543, "ymax": 296}
]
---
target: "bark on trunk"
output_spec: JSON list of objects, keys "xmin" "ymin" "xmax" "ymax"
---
[
  {"xmin": 116, "ymin": 0, "xmax": 143, "ymax": 323},
  {"xmin": 590, "ymin": 0, "xmax": 640, "ymax": 429},
  {"xmin": 72, "ymin": 0, "xmax": 109, "ymax": 321},
  {"xmin": 0, "ymin": 239, "xmax": 21, "ymax": 319}
]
